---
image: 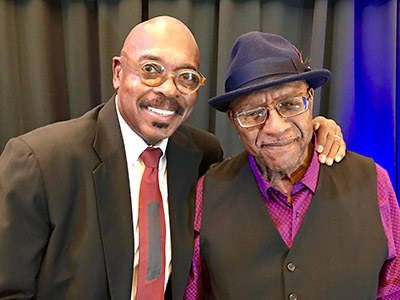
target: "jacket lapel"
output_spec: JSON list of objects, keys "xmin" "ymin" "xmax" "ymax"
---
[
  {"xmin": 93, "ymin": 97, "xmax": 133, "ymax": 300},
  {"xmin": 166, "ymin": 127, "xmax": 203, "ymax": 300},
  {"xmin": 92, "ymin": 101, "xmax": 203, "ymax": 300}
]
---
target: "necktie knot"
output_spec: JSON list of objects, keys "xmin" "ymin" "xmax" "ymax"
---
[{"xmin": 140, "ymin": 147, "xmax": 162, "ymax": 169}]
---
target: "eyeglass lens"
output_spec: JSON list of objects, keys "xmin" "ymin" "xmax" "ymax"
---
[{"xmin": 140, "ymin": 61, "xmax": 203, "ymax": 94}]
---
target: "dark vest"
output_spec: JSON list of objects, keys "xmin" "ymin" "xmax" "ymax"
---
[{"xmin": 201, "ymin": 151, "xmax": 388, "ymax": 300}]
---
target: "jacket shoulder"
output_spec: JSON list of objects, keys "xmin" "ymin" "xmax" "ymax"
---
[
  {"xmin": 174, "ymin": 124, "xmax": 224, "ymax": 176},
  {"xmin": 17, "ymin": 103, "xmax": 105, "ymax": 152},
  {"xmin": 206, "ymin": 151, "xmax": 248, "ymax": 180}
]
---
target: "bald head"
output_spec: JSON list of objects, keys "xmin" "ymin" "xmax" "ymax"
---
[
  {"xmin": 112, "ymin": 16, "xmax": 203, "ymax": 145},
  {"xmin": 122, "ymin": 16, "xmax": 200, "ymax": 67}
]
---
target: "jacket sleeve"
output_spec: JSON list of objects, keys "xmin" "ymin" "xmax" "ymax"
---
[{"xmin": 0, "ymin": 138, "xmax": 50, "ymax": 299}]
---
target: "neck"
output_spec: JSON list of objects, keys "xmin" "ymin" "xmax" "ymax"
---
[{"xmin": 260, "ymin": 143, "xmax": 313, "ymax": 201}]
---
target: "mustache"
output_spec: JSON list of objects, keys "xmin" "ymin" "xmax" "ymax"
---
[{"xmin": 139, "ymin": 96, "xmax": 185, "ymax": 115}]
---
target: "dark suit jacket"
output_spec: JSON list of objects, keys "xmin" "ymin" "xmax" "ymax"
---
[{"xmin": 0, "ymin": 96, "xmax": 223, "ymax": 300}]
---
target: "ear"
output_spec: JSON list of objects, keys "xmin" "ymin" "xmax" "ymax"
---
[
  {"xmin": 306, "ymin": 87, "xmax": 314, "ymax": 112},
  {"xmin": 226, "ymin": 109, "xmax": 236, "ymax": 126},
  {"xmin": 227, "ymin": 109, "xmax": 243, "ymax": 132},
  {"xmin": 308, "ymin": 87, "xmax": 314, "ymax": 99},
  {"xmin": 112, "ymin": 57, "xmax": 122, "ymax": 90}
]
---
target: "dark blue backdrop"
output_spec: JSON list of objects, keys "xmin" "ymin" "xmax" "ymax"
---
[{"xmin": 345, "ymin": 0, "xmax": 398, "ymax": 193}]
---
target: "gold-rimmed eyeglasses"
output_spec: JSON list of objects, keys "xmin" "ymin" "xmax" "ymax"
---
[
  {"xmin": 233, "ymin": 96, "xmax": 311, "ymax": 128},
  {"xmin": 120, "ymin": 51, "xmax": 206, "ymax": 95}
]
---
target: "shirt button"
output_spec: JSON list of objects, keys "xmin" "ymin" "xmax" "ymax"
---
[
  {"xmin": 286, "ymin": 262, "xmax": 296, "ymax": 272},
  {"xmin": 288, "ymin": 293, "xmax": 298, "ymax": 300}
]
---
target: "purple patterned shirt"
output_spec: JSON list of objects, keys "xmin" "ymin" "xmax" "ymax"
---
[{"xmin": 183, "ymin": 148, "xmax": 400, "ymax": 299}]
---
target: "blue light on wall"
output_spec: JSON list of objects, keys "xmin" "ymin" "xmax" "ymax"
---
[{"xmin": 352, "ymin": 0, "xmax": 397, "ymax": 193}]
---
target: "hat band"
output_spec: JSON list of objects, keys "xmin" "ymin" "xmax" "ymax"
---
[{"xmin": 225, "ymin": 57, "xmax": 310, "ymax": 92}]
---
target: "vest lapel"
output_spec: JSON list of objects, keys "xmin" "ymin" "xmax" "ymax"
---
[{"xmin": 220, "ymin": 151, "xmax": 289, "ymax": 248}]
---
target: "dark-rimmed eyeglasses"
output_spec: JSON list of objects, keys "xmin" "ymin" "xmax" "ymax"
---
[
  {"xmin": 233, "ymin": 96, "xmax": 311, "ymax": 128},
  {"xmin": 120, "ymin": 51, "xmax": 206, "ymax": 95}
]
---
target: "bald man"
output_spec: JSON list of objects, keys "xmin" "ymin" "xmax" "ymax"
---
[{"xmin": 0, "ymin": 16, "xmax": 344, "ymax": 300}]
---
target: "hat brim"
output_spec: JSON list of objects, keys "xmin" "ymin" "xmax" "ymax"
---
[{"xmin": 209, "ymin": 69, "xmax": 331, "ymax": 112}]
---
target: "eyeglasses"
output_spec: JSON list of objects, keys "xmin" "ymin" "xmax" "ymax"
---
[
  {"xmin": 120, "ymin": 51, "xmax": 206, "ymax": 95},
  {"xmin": 233, "ymin": 96, "xmax": 310, "ymax": 128}
]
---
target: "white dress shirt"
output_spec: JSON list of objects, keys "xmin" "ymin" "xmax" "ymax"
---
[{"xmin": 115, "ymin": 96, "xmax": 172, "ymax": 300}]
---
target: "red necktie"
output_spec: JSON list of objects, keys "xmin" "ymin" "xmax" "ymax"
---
[{"xmin": 136, "ymin": 147, "xmax": 166, "ymax": 300}]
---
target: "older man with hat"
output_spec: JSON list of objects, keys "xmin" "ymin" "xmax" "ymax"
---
[{"xmin": 183, "ymin": 32, "xmax": 400, "ymax": 299}]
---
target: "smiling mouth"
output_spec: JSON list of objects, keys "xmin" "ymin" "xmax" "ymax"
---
[{"xmin": 147, "ymin": 106, "xmax": 175, "ymax": 117}]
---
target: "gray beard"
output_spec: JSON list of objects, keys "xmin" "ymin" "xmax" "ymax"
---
[
  {"xmin": 263, "ymin": 169, "xmax": 287, "ymax": 186},
  {"xmin": 261, "ymin": 162, "xmax": 302, "ymax": 195}
]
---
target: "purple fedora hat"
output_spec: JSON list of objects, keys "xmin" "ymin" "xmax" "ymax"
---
[{"xmin": 209, "ymin": 32, "xmax": 331, "ymax": 112}]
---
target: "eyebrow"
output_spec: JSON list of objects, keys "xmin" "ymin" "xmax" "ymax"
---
[{"xmin": 137, "ymin": 54, "xmax": 198, "ymax": 71}]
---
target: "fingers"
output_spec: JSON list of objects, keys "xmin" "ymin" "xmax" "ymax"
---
[
  {"xmin": 313, "ymin": 116, "xmax": 347, "ymax": 166},
  {"xmin": 313, "ymin": 121, "xmax": 320, "ymax": 131},
  {"xmin": 335, "ymin": 137, "xmax": 346, "ymax": 162},
  {"xmin": 318, "ymin": 134, "xmax": 345, "ymax": 165},
  {"xmin": 313, "ymin": 117, "xmax": 331, "ymax": 153}
]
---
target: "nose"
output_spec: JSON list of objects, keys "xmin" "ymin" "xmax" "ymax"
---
[
  {"xmin": 261, "ymin": 108, "xmax": 291, "ymax": 135},
  {"xmin": 153, "ymin": 75, "xmax": 180, "ymax": 98}
]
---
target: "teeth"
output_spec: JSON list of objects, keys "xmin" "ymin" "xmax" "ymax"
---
[{"xmin": 148, "ymin": 107, "xmax": 175, "ymax": 117}]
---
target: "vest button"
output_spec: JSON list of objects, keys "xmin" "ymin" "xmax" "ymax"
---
[
  {"xmin": 286, "ymin": 262, "xmax": 296, "ymax": 272},
  {"xmin": 288, "ymin": 293, "xmax": 298, "ymax": 300}
]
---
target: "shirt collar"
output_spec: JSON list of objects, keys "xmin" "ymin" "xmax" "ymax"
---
[{"xmin": 115, "ymin": 94, "xmax": 169, "ymax": 162}]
